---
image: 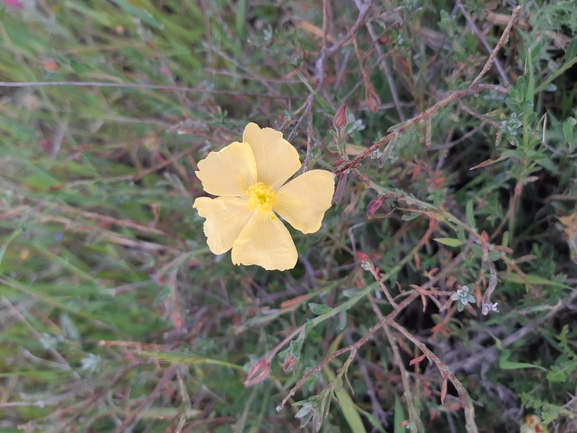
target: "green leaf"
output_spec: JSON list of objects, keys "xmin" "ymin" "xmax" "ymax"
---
[
  {"xmin": 338, "ymin": 310, "xmax": 347, "ymax": 330},
  {"xmin": 394, "ymin": 394, "xmax": 405, "ymax": 433},
  {"xmin": 139, "ymin": 351, "xmax": 243, "ymax": 370},
  {"xmin": 295, "ymin": 404, "xmax": 312, "ymax": 419},
  {"xmin": 359, "ymin": 410, "xmax": 387, "ymax": 433},
  {"xmin": 69, "ymin": 60, "xmax": 92, "ymax": 74},
  {"xmin": 60, "ymin": 312, "xmax": 80, "ymax": 340},
  {"xmin": 565, "ymin": 37, "xmax": 577, "ymax": 64},
  {"xmin": 434, "ymin": 238, "xmax": 462, "ymax": 247},
  {"xmin": 295, "ymin": 71, "xmax": 334, "ymax": 114},
  {"xmin": 495, "ymin": 337, "xmax": 547, "ymax": 371},
  {"xmin": 501, "ymin": 231, "xmax": 509, "ymax": 247},
  {"xmin": 525, "ymin": 49, "xmax": 535, "ymax": 108},
  {"xmin": 111, "ymin": 0, "xmax": 164, "ymax": 29},
  {"xmin": 547, "ymin": 365, "xmax": 568, "ymax": 383},
  {"xmin": 563, "ymin": 117, "xmax": 577, "ymax": 151},
  {"xmin": 133, "ymin": 407, "xmax": 203, "ymax": 419},
  {"xmin": 499, "ymin": 349, "xmax": 547, "ymax": 371},
  {"xmin": 0, "ymin": 371, "xmax": 70, "ymax": 378},
  {"xmin": 535, "ymin": 155, "xmax": 559, "ymax": 173},
  {"xmin": 471, "ymin": 244, "xmax": 484, "ymax": 258},
  {"xmin": 401, "ymin": 212, "xmax": 422, "ymax": 221},
  {"xmin": 235, "ymin": 0, "xmax": 246, "ymax": 36},
  {"xmin": 503, "ymin": 273, "xmax": 572, "ymax": 289},
  {"xmin": 309, "ymin": 303, "xmax": 332, "ymax": 315},
  {"xmin": 299, "ymin": 413, "xmax": 313, "ymax": 428},
  {"xmin": 516, "ymin": 76, "xmax": 526, "ymax": 103},
  {"xmin": 303, "ymin": 320, "xmax": 314, "ymax": 337},
  {"xmin": 466, "ymin": 199, "xmax": 476, "ymax": 230},
  {"xmin": 562, "ymin": 117, "xmax": 576, "ymax": 143},
  {"xmin": 324, "ymin": 367, "xmax": 367, "ymax": 433},
  {"xmin": 487, "ymin": 251, "xmax": 502, "ymax": 261}
]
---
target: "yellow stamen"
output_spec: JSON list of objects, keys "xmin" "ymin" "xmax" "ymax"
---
[{"xmin": 247, "ymin": 182, "xmax": 276, "ymax": 213}]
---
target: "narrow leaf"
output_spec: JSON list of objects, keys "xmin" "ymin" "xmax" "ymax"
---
[
  {"xmin": 394, "ymin": 394, "xmax": 406, "ymax": 433},
  {"xmin": 466, "ymin": 199, "xmax": 476, "ymax": 230},
  {"xmin": 562, "ymin": 117, "xmax": 576, "ymax": 150},
  {"xmin": 469, "ymin": 155, "xmax": 508, "ymax": 170},
  {"xmin": 499, "ymin": 354, "xmax": 547, "ymax": 371},
  {"xmin": 111, "ymin": 0, "xmax": 164, "ymax": 28},
  {"xmin": 503, "ymin": 273, "xmax": 572, "ymax": 289},
  {"xmin": 308, "ymin": 303, "xmax": 332, "ymax": 315},
  {"xmin": 139, "ymin": 351, "xmax": 243, "ymax": 370},
  {"xmin": 441, "ymin": 379, "xmax": 448, "ymax": 404},
  {"xmin": 295, "ymin": 71, "xmax": 333, "ymax": 113},
  {"xmin": 409, "ymin": 353, "xmax": 426, "ymax": 365},
  {"xmin": 338, "ymin": 310, "xmax": 347, "ymax": 330},
  {"xmin": 324, "ymin": 367, "xmax": 367, "ymax": 433},
  {"xmin": 565, "ymin": 37, "xmax": 577, "ymax": 64},
  {"xmin": 434, "ymin": 238, "xmax": 462, "ymax": 247},
  {"xmin": 401, "ymin": 212, "xmax": 422, "ymax": 221}
]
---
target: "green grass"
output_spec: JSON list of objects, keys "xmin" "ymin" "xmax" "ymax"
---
[{"xmin": 1, "ymin": 1, "xmax": 576, "ymax": 432}]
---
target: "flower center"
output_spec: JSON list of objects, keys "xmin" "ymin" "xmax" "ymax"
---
[{"xmin": 247, "ymin": 182, "xmax": 276, "ymax": 213}]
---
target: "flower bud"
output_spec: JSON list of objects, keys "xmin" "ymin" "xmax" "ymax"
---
[
  {"xmin": 282, "ymin": 353, "xmax": 299, "ymax": 373},
  {"xmin": 333, "ymin": 103, "xmax": 347, "ymax": 129},
  {"xmin": 367, "ymin": 195, "xmax": 385, "ymax": 219},
  {"xmin": 357, "ymin": 252, "xmax": 373, "ymax": 271},
  {"xmin": 244, "ymin": 358, "xmax": 271, "ymax": 387}
]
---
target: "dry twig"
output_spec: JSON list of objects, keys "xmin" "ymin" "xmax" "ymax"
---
[{"xmin": 335, "ymin": 6, "xmax": 521, "ymax": 176}]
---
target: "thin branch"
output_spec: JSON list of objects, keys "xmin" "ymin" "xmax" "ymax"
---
[
  {"xmin": 367, "ymin": 295, "xmax": 423, "ymax": 431},
  {"xmin": 145, "ymin": 37, "xmax": 192, "ymax": 112},
  {"xmin": 287, "ymin": 94, "xmax": 314, "ymax": 142},
  {"xmin": 335, "ymin": 5, "xmax": 521, "ymax": 176},
  {"xmin": 276, "ymin": 290, "xmax": 420, "ymax": 411},
  {"xmin": 458, "ymin": 101, "xmax": 501, "ymax": 129},
  {"xmin": 469, "ymin": 5, "xmax": 521, "ymax": 89},
  {"xmin": 334, "ymin": 84, "xmax": 507, "ymax": 175},
  {"xmin": 389, "ymin": 320, "xmax": 479, "ymax": 433},
  {"xmin": 352, "ymin": 35, "xmax": 380, "ymax": 112},
  {"xmin": 344, "ymin": 333, "xmax": 389, "ymax": 427},
  {"xmin": 457, "ymin": 2, "xmax": 509, "ymax": 85},
  {"xmin": 277, "ymin": 238, "xmax": 473, "ymax": 410},
  {"xmin": 204, "ymin": 43, "xmax": 279, "ymax": 96},
  {"xmin": 0, "ymin": 81, "xmax": 301, "ymax": 100},
  {"xmin": 353, "ymin": 0, "xmax": 406, "ymax": 120},
  {"xmin": 428, "ymin": 123, "xmax": 487, "ymax": 151},
  {"xmin": 110, "ymin": 366, "xmax": 178, "ymax": 433},
  {"xmin": 454, "ymin": 289, "xmax": 577, "ymax": 373},
  {"xmin": 302, "ymin": 98, "xmax": 315, "ymax": 172},
  {"xmin": 1, "ymin": 297, "xmax": 80, "ymax": 380},
  {"xmin": 313, "ymin": 0, "xmax": 373, "ymax": 83}
]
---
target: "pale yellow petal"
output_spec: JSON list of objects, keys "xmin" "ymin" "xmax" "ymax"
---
[
  {"xmin": 274, "ymin": 170, "xmax": 334, "ymax": 233},
  {"xmin": 243, "ymin": 122, "xmax": 301, "ymax": 190},
  {"xmin": 193, "ymin": 196, "xmax": 253, "ymax": 254},
  {"xmin": 196, "ymin": 141, "xmax": 257, "ymax": 197},
  {"xmin": 231, "ymin": 211, "xmax": 298, "ymax": 271}
]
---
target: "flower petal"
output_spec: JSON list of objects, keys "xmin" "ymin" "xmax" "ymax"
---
[
  {"xmin": 231, "ymin": 211, "xmax": 297, "ymax": 271},
  {"xmin": 243, "ymin": 123, "xmax": 301, "ymax": 190},
  {"xmin": 196, "ymin": 141, "xmax": 257, "ymax": 197},
  {"xmin": 193, "ymin": 196, "xmax": 253, "ymax": 254},
  {"xmin": 274, "ymin": 170, "xmax": 334, "ymax": 233}
]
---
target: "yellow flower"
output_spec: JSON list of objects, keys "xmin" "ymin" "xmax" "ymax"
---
[
  {"xmin": 520, "ymin": 415, "xmax": 549, "ymax": 433},
  {"xmin": 193, "ymin": 123, "xmax": 335, "ymax": 271}
]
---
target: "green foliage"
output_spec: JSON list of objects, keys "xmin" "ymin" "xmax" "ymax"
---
[
  {"xmin": 546, "ymin": 326, "xmax": 577, "ymax": 383},
  {"xmin": 450, "ymin": 285, "xmax": 476, "ymax": 312},
  {"xmin": 519, "ymin": 325, "xmax": 577, "ymax": 425}
]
